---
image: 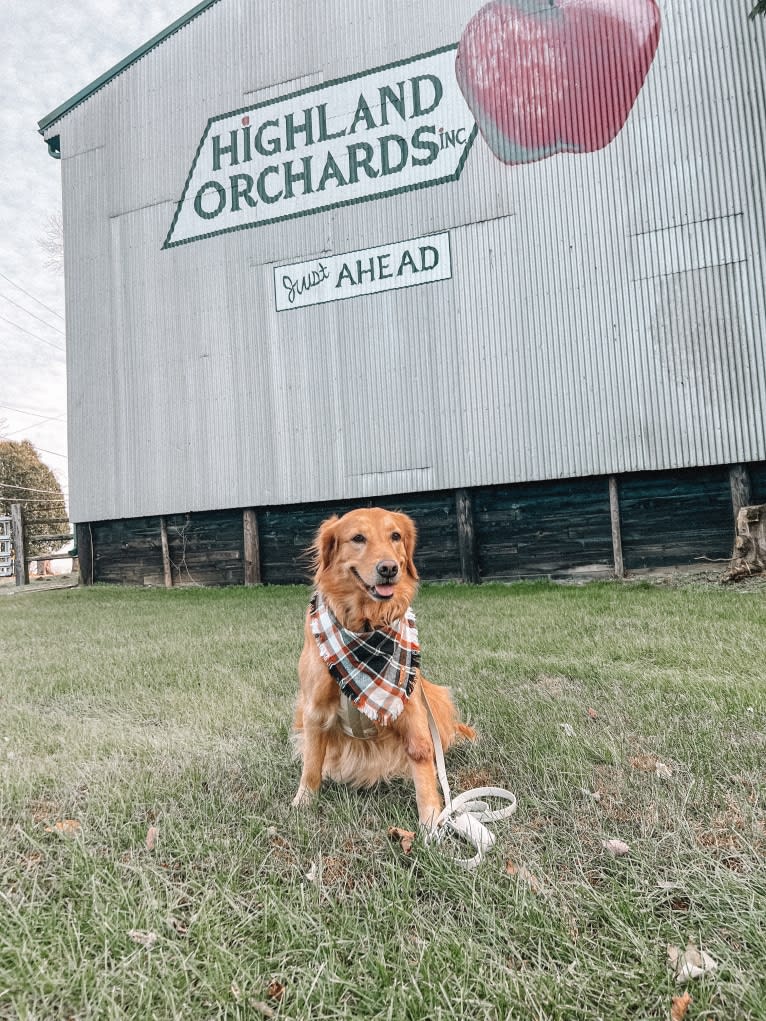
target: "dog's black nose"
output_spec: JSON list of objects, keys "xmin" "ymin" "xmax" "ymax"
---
[{"xmin": 376, "ymin": 560, "xmax": 399, "ymax": 581}]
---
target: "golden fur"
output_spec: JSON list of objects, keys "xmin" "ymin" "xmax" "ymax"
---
[{"xmin": 292, "ymin": 507, "xmax": 475, "ymax": 826}]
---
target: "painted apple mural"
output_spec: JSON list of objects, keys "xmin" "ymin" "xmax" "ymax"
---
[{"xmin": 455, "ymin": 0, "xmax": 661, "ymax": 165}]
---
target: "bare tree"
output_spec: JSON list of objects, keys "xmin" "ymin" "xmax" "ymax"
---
[{"xmin": 37, "ymin": 213, "xmax": 65, "ymax": 275}]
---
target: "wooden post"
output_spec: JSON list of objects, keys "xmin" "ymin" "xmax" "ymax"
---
[
  {"xmin": 608, "ymin": 476, "xmax": 625, "ymax": 579},
  {"xmin": 243, "ymin": 509, "xmax": 261, "ymax": 585},
  {"xmin": 75, "ymin": 523, "xmax": 94, "ymax": 585},
  {"xmin": 11, "ymin": 503, "xmax": 29, "ymax": 587},
  {"xmin": 159, "ymin": 517, "xmax": 173, "ymax": 588},
  {"xmin": 729, "ymin": 464, "xmax": 752, "ymax": 521},
  {"xmin": 455, "ymin": 489, "xmax": 480, "ymax": 584}
]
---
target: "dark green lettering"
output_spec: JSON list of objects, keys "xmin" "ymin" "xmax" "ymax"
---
[{"xmin": 194, "ymin": 180, "xmax": 227, "ymax": 219}]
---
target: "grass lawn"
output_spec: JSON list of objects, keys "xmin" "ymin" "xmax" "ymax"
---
[{"xmin": 1, "ymin": 579, "xmax": 765, "ymax": 1020}]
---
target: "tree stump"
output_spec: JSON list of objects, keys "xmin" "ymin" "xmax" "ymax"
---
[{"xmin": 721, "ymin": 504, "xmax": 766, "ymax": 583}]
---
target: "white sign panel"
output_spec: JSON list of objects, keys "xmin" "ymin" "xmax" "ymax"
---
[
  {"xmin": 164, "ymin": 46, "xmax": 476, "ymax": 249},
  {"xmin": 274, "ymin": 232, "xmax": 452, "ymax": 311}
]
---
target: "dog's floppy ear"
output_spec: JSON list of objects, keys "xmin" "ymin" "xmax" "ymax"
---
[
  {"xmin": 312, "ymin": 515, "xmax": 340, "ymax": 580},
  {"xmin": 395, "ymin": 512, "xmax": 419, "ymax": 582}
]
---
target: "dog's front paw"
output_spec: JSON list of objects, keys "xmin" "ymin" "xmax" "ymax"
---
[
  {"xmin": 418, "ymin": 806, "xmax": 441, "ymax": 835},
  {"xmin": 291, "ymin": 785, "xmax": 316, "ymax": 809}
]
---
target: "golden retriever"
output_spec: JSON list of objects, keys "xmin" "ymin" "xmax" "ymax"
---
[{"xmin": 292, "ymin": 507, "xmax": 475, "ymax": 827}]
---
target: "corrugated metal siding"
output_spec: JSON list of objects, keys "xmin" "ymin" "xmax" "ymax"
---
[{"xmin": 45, "ymin": 0, "xmax": 766, "ymax": 523}]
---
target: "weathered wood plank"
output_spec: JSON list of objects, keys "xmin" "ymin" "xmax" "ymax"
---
[
  {"xmin": 473, "ymin": 478, "xmax": 613, "ymax": 580},
  {"xmin": 619, "ymin": 466, "xmax": 732, "ymax": 570},
  {"xmin": 258, "ymin": 491, "xmax": 460, "ymax": 584},
  {"xmin": 750, "ymin": 462, "xmax": 766, "ymax": 504},
  {"xmin": 80, "ymin": 465, "xmax": 760, "ymax": 586}
]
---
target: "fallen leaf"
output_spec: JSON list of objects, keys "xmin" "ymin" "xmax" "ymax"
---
[
  {"xmin": 587, "ymin": 707, "xmax": 599, "ymax": 720},
  {"xmin": 387, "ymin": 826, "xmax": 415, "ymax": 854},
  {"xmin": 44, "ymin": 819, "xmax": 82, "ymax": 836},
  {"xmin": 671, "ymin": 991, "xmax": 692, "ymax": 1021},
  {"xmin": 560, "ymin": 723, "xmax": 576, "ymax": 738},
  {"xmin": 128, "ymin": 930, "xmax": 158, "ymax": 948},
  {"xmin": 505, "ymin": 860, "xmax": 541, "ymax": 893},
  {"xmin": 266, "ymin": 980, "xmax": 285, "ymax": 1001},
  {"xmin": 655, "ymin": 761, "xmax": 673, "ymax": 779},
  {"xmin": 602, "ymin": 838, "xmax": 630, "ymax": 856},
  {"xmin": 630, "ymin": 754, "xmax": 657, "ymax": 771},
  {"xmin": 667, "ymin": 943, "xmax": 718, "ymax": 984},
  {"xmin": 230, "ymin": 981, "xmax": 241, "ymax": 1002},
  {"xmin": 145, "ymin": 825, "xmax": 159, "ymax": 851},
  {"xmin": 305, "ymin": 862, "xmax": 318, "ymax": 882}
]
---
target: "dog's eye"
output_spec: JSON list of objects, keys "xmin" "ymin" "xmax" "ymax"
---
[
  {"xmin": 351, "ymin": 533, "xmax": 366, "ymax": 544},
  {"xmin": 391, "ymin": 531, "xmax": 401, "ymax": 542}
]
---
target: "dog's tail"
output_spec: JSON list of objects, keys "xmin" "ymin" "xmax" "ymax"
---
[{"xmin": 455, "ymin": 722, "xmax": 477, "ymax": 742}]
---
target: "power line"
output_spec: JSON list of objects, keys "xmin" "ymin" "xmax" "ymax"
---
[
  {"xmin": 0, "ymin": 435, "xmax": 69, "ymax": 465},
  {"xmin": 0, "ymin": 482, "xmax": 65, "ymax": 495},
  {"xmin": 0, "ymin": 314, "xmax": 66, "ymax": 353},
  {"xmin": 0, "ymin": 401, "xmax": 66, "ymax": 420},
  {"xmin": 0, "ymin": 271, "xmax": 64, "ymax": 320},
  {"xmin": 35, "ymin": 446, "xmax": 68, "ymax": 460},
  {"xmin": 0, "ymin": 498, "xmax": 69, "ymax": 508},
  {"xmin": 3, "ymin": 413, "xmax": 67, "ymax": 438},
  {"xmin": 0, "ymin": 495, "xmax": 68, "ymax": 502},
  {"xmin": 0, "ymin": 292, "xmax": 65, "ymax": 335}
]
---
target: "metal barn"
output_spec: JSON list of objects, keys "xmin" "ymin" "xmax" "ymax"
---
[{"xmin": 39, "ymin": 0, "xmax": 766, "ymax": 585}]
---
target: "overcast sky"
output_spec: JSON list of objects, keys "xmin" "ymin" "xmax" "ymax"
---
[{"xmin": 1, "ymin": 0, "xmax": 196, "ymax": 510}]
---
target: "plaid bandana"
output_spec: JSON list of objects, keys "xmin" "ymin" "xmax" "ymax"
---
[{"xmin": 309, "ymin": 592, "xmax": 420, "ymax": 726}]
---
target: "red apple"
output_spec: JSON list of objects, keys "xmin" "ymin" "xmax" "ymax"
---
[{"xmin": 455, "ymin": 0, "xmax": 661, "ymax": 164}]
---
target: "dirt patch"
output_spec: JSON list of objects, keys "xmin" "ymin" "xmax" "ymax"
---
[{"xmin": 625, "ymin": 565, "xmax": 766, "ymax": 592}]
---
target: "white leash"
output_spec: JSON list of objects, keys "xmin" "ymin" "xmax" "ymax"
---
[{"xmin": 421, "ymin": 690, "xmax": 517, "ymax": 869}]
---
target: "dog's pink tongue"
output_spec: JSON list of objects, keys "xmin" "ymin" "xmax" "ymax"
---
[{"xmin": 375, "ymin": 584, "xmax": 395, "ymax": 597}]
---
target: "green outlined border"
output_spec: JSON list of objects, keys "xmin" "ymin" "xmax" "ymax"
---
[
  {"xmin": 272, "ymin": 230, "xmax": 454, "ymax": 312},
  {"xmin": 162, "ymin": 43, "xmax": 476, "ymax": 251}
]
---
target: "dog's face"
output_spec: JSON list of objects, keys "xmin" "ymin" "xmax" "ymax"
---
[{"xmin": 312, "ymin": 508, "xmax": 419, "ymax": 627}]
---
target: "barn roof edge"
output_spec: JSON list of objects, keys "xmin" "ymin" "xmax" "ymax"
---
[{"xmin": 38, "ymin": 0, "xmax": 222, "ymax": 136}]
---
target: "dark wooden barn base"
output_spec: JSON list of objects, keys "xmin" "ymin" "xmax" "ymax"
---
[{"xmin": 75, "ymin": 462, "xmax": 766, "ymax": 588}]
